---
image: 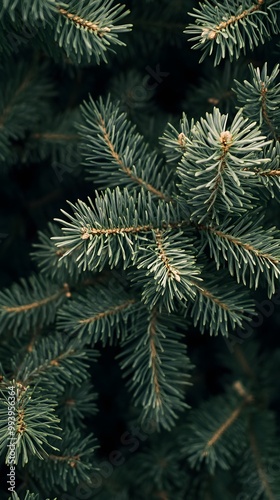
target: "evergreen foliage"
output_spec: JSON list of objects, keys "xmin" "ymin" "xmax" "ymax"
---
[{"xmin": 0, "ymin": 0, "xmax": 280, "ymax": 498}]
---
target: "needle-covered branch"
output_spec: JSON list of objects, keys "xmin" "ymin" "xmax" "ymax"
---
[
  {"xmin": 57, "ymin": 281, "xmax": 138, "ymax": 345},
  {"xmin": 0, "ymin": 276, "xmax": 71, "ymax": 336},
  {"xmin": 182, "ymin": 383, "xmax": 253, "ymax": 473},
  {"xmin": 177, "ymin": 108, "xmax": 270, "ymax": 224},
  {"xmin": 118, "ymin": 309, "xmax": 192, "ymax": 430},
  {"xmin": 53, "ymin": 187, "xmax": 183, "ymax": 271},
  {"xmin": 79, "ymin": 95, "xmax": 172, "ymax": 199},
  {"xmin": 185, "ymin": 0, "xmax": 279, "ymax": 66},
  {"xmin": 198, "ymin": 215, "xmax": 280, "ymax": 297},
  {"xmin": 234, "ymin": 63, "xmax": 280, "ymax": 140}
]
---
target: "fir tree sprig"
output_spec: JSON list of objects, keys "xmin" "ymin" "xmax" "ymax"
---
[
  {"xmin": 79, "ymin": 95, "xmax": 173, "ymax": 200},
  {"xmin": 0, "ymin": 275, "xmax": 71, "ymax": 336},
  {"xmin": 0, "ymin": 385, "xmax": 62, "ymax": 466},
  {"xmin": 11, "ymin": 335, "xmax": 95, "ymax": 388},
  {"xmin": 53, "ymin": 187, "xmax": 183, "ymax": 271},
  {"xmin": 31, "ymin": 223, "xmax": 84, "ymax": 282},
  {"xmin": 185, "ymin": 0, "xmax": 280, "ymax": 65},
  {"xmin": 198, "ymin": 214, "xmax": 280, "ymax": 297},
  {"xmin": 28, "ymin": 429, "xmax": 98, "ymax": 491},
  {"xmin": 234, "ymin": 63, "xmax": 280, "ymax": 141},
  {"xmin": 237, "ymin": 411, "xmax": 280, "ymax": 499},
  {"xmin": 118, "ymin": 308, "xmax": 192, "ymax": 430},
  {"xmin": 0, "ymin": 0, "xmax": 58, "ymax": 23},
  {"xmin": 182, "ymin": 381, "xmax": 253, "ymax": 473},
  {"xmin": 0, "ymin": 60, "xmax": 54, "ymax": 165},
  {"xmin": 134, "ymin": 229, "xmax": 201, "ymax": 312},
  {"xmin": 187, "ymin": 269, "xmax": 256, "ymax": 336},
  {"xmin": 54, "ymin": 0, "xmax": 132, "ymax": 64},
  {"xmin": 160, "ymin": 113, "xmax": 194, "ymax": 165},
  {"xmin": 57, "ymin": 381, "xmax": 97, "ymax": 429},
  {"xmin": 57, "ymin": 281, "xmax": 138, "ymax": 345},
  {"xmin": 177, "ymin": 107, "xmax": 270, "ymax": 224}
]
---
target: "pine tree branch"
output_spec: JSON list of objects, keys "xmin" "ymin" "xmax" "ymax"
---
[
  {"xmin": 206, "ymin": 130, "xmax": 234, "ymax": 210},
  {"xmin": 52, "ymin": 0, "xmax": 132, "ymax": 64},
  {"xmin": 160, "ymin": 113, "xmax": 194, "ymax": 164},
  {"xmin": 15, "ymin": 346, "xmax": 76, "ymax": 384},
  {"xmin": 0, "ymin": 0, "xmax": 58, "ymax": 23},
  {"xmin": 204, "ymin": 404, "xmax": 244, "ymax": 451},
  {"xmin": 10, "ymin": 335, "xmax": 94, "ymax": 391},
  {"xmin": 57, "ymin": 283, "xmax": 137, "ymax": 344},
  {"xmin": 204, "ymin": 0, "xmax": 265, "ymax": 41},
  {"xmin": 48, "ymin": 452, "xmax": 80, "ymax": 466},
  {"xmin": 119, "ymin": 309, "xmax": 191, "ymax": 429},
  {"xmin": 185, "ymin": 0, "xmax": 278, "ymax": 65},
  {"xmin": 154, "ymin": 230, "xmax": 181, "ymax": 282},
  {"xmin": 148, "ymin": 308, "xmax": 162, "ymax": 408},
  {"xmin": 81, "ymin": 223, "xmax": 153, "ymax": 238},
  {"xmin": 0, "ymin": 387, "xmax": 61, "ymax": 466},
  {"xmin": 58, "ymin": 7, "xmax": 111, "ymax": 38},
  {"xmin": 2, "ymin": 285, "xmax": 69, "ymax": 313},
  {"xmin": 79, "ymin": 97, "xmax": 173, "ymax": 197},
  {"xmin": 80, "ymin": 221, "xmax": 184, "ymax": 239},
  {"xmin": 28, "ymin": 429, "xmax": 97, "ymax": 489},
  {"xmin": 191, "ymin": 281, "xmax": 230, "ymax": 311},
  {"xmin": 258, "ymin": 169, "xmax": 280, "ymax": 176},
  {"xmin": 54, "ymin": 187, "xmax": 185, "ymax": 270},
  {"xmin": 188, "ymin": 271, "xmax": 255, "ymax": 336},
  {"xmin": 233, "ymin": 345, "xmax": 255, "ymax": 380},
  {"xmin": 260, "ymin": 81, "xmax": 279, "ymax": 141},
  {"xmin": 234, "ymin": 63, "xmax": 280, "ymax": 140},
  {"xmin": 197, "ymin": 217, "xmax": 280, "ymax": 297},
  {"xmin": 98, "ymin": 116, "xmax": 170, "ymax": 201},
  {"xmin": 136, "ymin": 229, "xmax": 200, "ymax": 311},
  {"xmin": 199, "ymin": 225, "xmax": 279, "ymax": 267},
  {"xmin": 177, "ymin": 108, "xmax": 270, "ymax": 224},
  {"xmin": 30, "ymin": 132, "xmax": 79, "ymax": 141},
  {"xmin": 0, "ymin": 67, "xmax": 34, "ymax": 128},
  {"xmin": 78, "ymin": 298, "xmax": 136, "ymax": 324},
  {"xmin": 0, "ymin": 277, "xmax": 71, "ymax": 335},
  {"xmin": 248, "ymin": 421, "xmax": 276, "ymax": 500},
  {"xmin": 203, "ymin": 382, "xmax": 253, "ymax": 453},
  {"xmin": 184, "ymin": 384, "xmax": 253, "ymax": 472}
]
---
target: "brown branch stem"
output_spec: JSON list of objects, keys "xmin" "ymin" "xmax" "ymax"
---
[{"xmin": 98, "ymin": 116, "xmax": 170, "ymax": 201}]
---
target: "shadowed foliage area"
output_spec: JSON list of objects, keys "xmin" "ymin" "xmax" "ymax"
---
[{"xmin": 0, "ymin": 1, "xmax": 280, "ymax": 499}]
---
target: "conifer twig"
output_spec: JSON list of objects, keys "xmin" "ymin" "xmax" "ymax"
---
[
  {"xmin": 78, "ymin": 299, "xmax": 137, "ymax": 324},
  {"xmin": 249, "ymin": 420, "xmax": 276, "ymax": 500},
  {"xmin": 203, "ymin": 381, "xmax": 253, "ymax": 454},
  {"xmin": 58, "ymin": 8, "xmax": 111, "ymax": 38},
  {"xmin": 98, "ymin": 116, "xmax": 170, "ymax": 201},
  {"xmin": 149, "ymin": 308, "xmax": 162, "ymax": 408},
  {"xmin": 202, "ymin": 0, "xmax": 265, "ymax": 41}
]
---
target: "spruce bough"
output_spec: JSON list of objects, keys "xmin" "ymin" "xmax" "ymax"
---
[{"xmin": 0, "ymin": 0, "xmax": 280, "ymax": 498}]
